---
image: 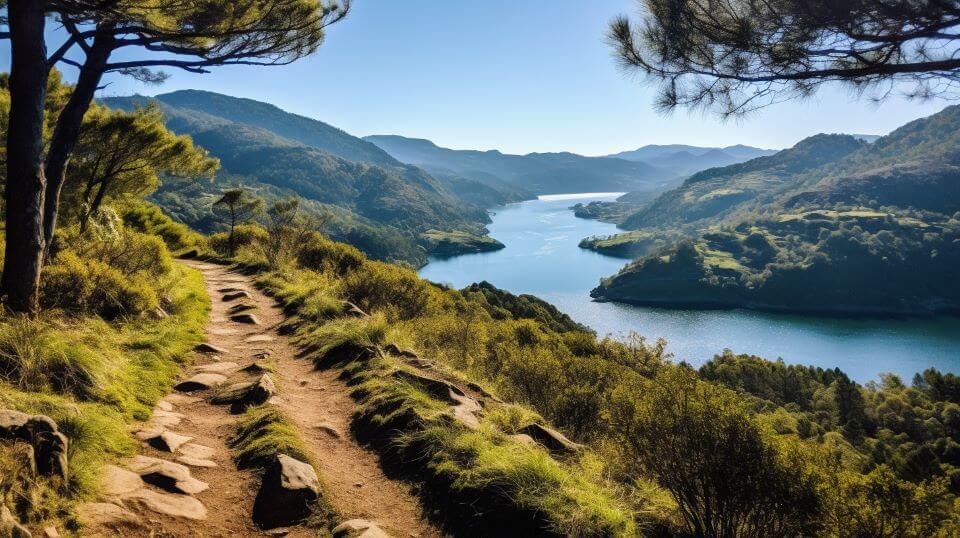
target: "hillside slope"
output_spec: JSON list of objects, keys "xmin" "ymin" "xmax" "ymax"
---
[
  {"xmin": 102, "ymin": 94, "xmax": 494, "ymax": 265},
  {"xmin": 365, "ymin": 134, "xmax": 675, "ymax": 194},
  {"xmin": 590, "ymin": 106, "xmax": 960, "ymax": 315}
]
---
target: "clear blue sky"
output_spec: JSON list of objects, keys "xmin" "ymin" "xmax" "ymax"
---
[{"xmin": 4, "ymin": 0, "xmax": 953, "ymax": 155}]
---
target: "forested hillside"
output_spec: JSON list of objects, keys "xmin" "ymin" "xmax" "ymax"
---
[
  {"xmin": 102, "ymin": 93, "xmax": 498, "ymax": 265},
  {"xmin": 365, "ymin": 134, "xmax": 677, "ymax": 195},
  {"xmin": 588, "ymin": 106, "xmax": 960, "ymax": 315}
]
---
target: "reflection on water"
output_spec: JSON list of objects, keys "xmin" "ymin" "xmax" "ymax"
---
[{"xmin": 419, "ymin": 194, "xmax": 960, "ymax": 382}]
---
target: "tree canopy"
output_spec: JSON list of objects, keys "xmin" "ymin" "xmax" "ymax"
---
[{"xmin": 610, "ymin": 0, "xmax": 960, "ymax": 116}]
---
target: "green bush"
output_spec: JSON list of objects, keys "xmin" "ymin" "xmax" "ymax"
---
[
  {"xmin": 119, "ymin": 200, "xmax": 208, "ymax": 253},
  {"xmin": 342, "ymin": 261, "xmax": 435, "ymax": 320},
  {"xmin": 41, "ymin": 251, "xmax": 159, "ymax": 318},
  {"xmin": 297, "ymin": 236, "xmax": 366, "ymax": 275},
  {"xmin": 210, "ymin": 223, "xmax": 269, "ymax": 256}
]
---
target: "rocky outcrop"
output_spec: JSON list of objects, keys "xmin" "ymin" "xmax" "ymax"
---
[
  {"xmin": 211, "ymin": 374, "xmax": 277, "ymax": 413},
  {"xmin": 194, "ymin": 343, "xmax": 227, "ymax": 354},
  {"xmin": 229, "ymin": 313, "xmax": 260, "ymax": 324},
  {"xmin": 222, "ymin": 291, "xmax": 253, "ymax": 302},
  {"xmin": 252, "ymin": 454, "xmax": 321, "ymax": 529},
  {"xmin": 0, "ymin": 410, "xmax": 69, "ymax": 481},
  {"xmin": 175, "ymin": 373, "xmax": 228, "ymax": 392},
  {"xmin": 517, "ymin": 423, "xmax": 583, "ymax": 455}
]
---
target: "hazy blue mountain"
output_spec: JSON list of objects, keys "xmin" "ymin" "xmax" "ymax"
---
[
  {"xmin": 364, "ymin": 135, "xmax": 671, "ymax": 195},
  {"xmin": 607, "ymin": 144, "xmax": 778, "ymax": 179}
]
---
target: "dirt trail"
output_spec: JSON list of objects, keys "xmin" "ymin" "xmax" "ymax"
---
[{"xmin": 83, "ymin": 260, "xmax": 442, "ymax": 537}]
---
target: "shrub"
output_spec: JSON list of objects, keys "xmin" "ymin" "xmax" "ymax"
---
[
  {"xmin": 119, "ymin": 200, "xmax": 208, "ymax": 253},
  {"xmin": 41, "ymin": 251, "xmax": 159, "ymax": 318},
  {"xmin": 210, "ymin": 223, "xmax": 269, "ymax": 256},
  {"xmin": 341, "ymin": 261, "xmax": 435, "ymax": 320},
  {"xmin": 77, "ymin": 227, "xmax": 172, "ymax": 278},
  {"xmin": 297, "ymin": 236, "xmax": 366, "ymax": 275}
]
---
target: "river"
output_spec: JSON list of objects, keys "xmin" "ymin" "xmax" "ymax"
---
[{"xmin": 419, "ymin": 193, "xmax": 960, "ymax": 382}]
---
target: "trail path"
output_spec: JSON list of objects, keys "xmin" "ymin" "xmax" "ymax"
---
[{"xmin": 82, "ymin": 260, "xmax": 442, "ymax": 537}]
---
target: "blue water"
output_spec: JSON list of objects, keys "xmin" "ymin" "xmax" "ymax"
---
[{"xmin": 419, "ymin": 193, "xmax": 960, "ymax": 383}]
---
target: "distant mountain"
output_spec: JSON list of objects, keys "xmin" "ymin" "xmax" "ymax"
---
[
  {"xmin": 607, "ymin": 144, "xmax": 778, "ymax": 179},
  {"xmin": 621, "ymin": 134, "xmax": 866, "ymax": 230},
  {"xmin": 102, "ymin": 92, "xmax": 494, "ymax": 266},
  {"xmin": 364, "ymin": 135, "xmax": 673, "ymax": 195},
  {"xmin": 589, "ymin": 106, "xmax": 960, "ymax": 315}
]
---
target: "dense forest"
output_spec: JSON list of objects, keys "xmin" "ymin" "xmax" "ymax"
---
[{"xmin": 588, "ymin": 106, "xmax": 960, "ymax": 315}]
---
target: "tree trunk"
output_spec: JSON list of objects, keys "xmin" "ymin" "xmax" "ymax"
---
[
  {"xmin": 80, "ymin": 180, "xmax": 110, "ymax": 233},
  {"xmin": 42, "ymin": 26, "xmax": 115, "ymax": 260},
  {"xmin": 2, "ymin": 0, "xmax": 48, "ymax": 315}
]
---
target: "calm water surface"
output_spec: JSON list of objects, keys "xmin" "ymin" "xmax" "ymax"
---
[{"xmin": 419, "ymin": 193, "xmax": 960, "ymax": 382}]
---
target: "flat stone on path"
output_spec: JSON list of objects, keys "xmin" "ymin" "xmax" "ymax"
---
[
  {"xmin": 194, "ymin": 362, "xmax": 240, "ymax": 375},
  {"xmin": 230, "ymin": 313, "xmax": 260, "ymax": 325},
  {"xmin": 178, "ymin": 443, "xmax": 215, "ymax": 460},
  {"xmin": 147, "ymin": 409, "xmax": 184, "ymax": 429},
  {"xmin": 175, "ymin": 373, "xmax": 228, "ymax": 392},
  {"xmin": 195, "ymin": 343, "xmax": 227, "ymax": 354},
  {"xmin": 245, "ymin": 334, "xmax": 275, "ymax": 343},
  {"xmin": 161, "ymin": 394, "xmax": 201, "ymax": 406},
  {"xmin": 222, "ymin": 291, "xmax": 253, "ymax": 301},
  {"xmin": 314, "ymin": 423, "xmax": 342, "ymax": 439},
  {"xmin": 77, "ymin": 502, "xmax": 145, "ymax": 532},
  {"xmin": 155, "ymin": 400, "xmax": 174, "ymax": 412},
  {"xmin": 101, "ymin": 465, "xmax": 145, "ymax": 496},
  {"xmin": 176, "ymin": 455, "xmax": 218, "ymax": 468},
  {"xmin": 144, "ymin": 431, "xmax": 193, "ymax": 453},
  {"xmin": 128, "ymin": 455, "xmax": 208, "ymax": 495},
  {"xmin": 122, "ymin": 489, "xmax": 207, "ymax": 520},
  {"xmin": 332, "ymin": 519, "xmax": 390, "ymax": 538}
]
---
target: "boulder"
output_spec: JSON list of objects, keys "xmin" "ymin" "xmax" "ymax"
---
[
  {"xmin": 230, "ymin": 313, "xmax": 260, "ymax": 325},
  {"xmin": 175, "ymin": 373, "xmax": 227, "ymax": 392},
  {"xmin": 383, "ymin": 343, "xmax": 419, "ymax": 359},
  {"xmin": 144, "ymin": 431, "xmax": 193, "ymax": 453},
  {"xmin": 252, "ymin": 454, "xmax": 321, "ymax": 529},
  {"xmin": 390, "ymin": 370, "xmax": 465, "ymax": 404},
  {"xmin": 127, "ymin": 455, "xmax": 208, "ymax": 495},
  {"xmin": 332, "ymin": 519, "xmax": 389, "ymax": 538},
  {"xmin": 228, "ymin": 302, "xmax": 257, "ymax": 314},
  {"xmin": 222, "ymin": 291, "xmax": 253, "ymax": 302},
  {"xmin": 194, "ymin": 342, "xmax": 227, "ymax": 354},
  {"xmin": 211, "ymin": 374, "xmax": 277, "ymax": 413},
  {"xmin": 0, "ymin": 410, "xmax": 68, "ymax": 481},
  {"xmin": 517, "ymin": 423, "xmax": 583, "ymax": 455},
  {"xmin": 316, "ymin": 342, "xmax": 379, "ymax": 368},
  {"xmin": 0, "ymin": 505, "xmax": 31, "ymax": 538}
]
